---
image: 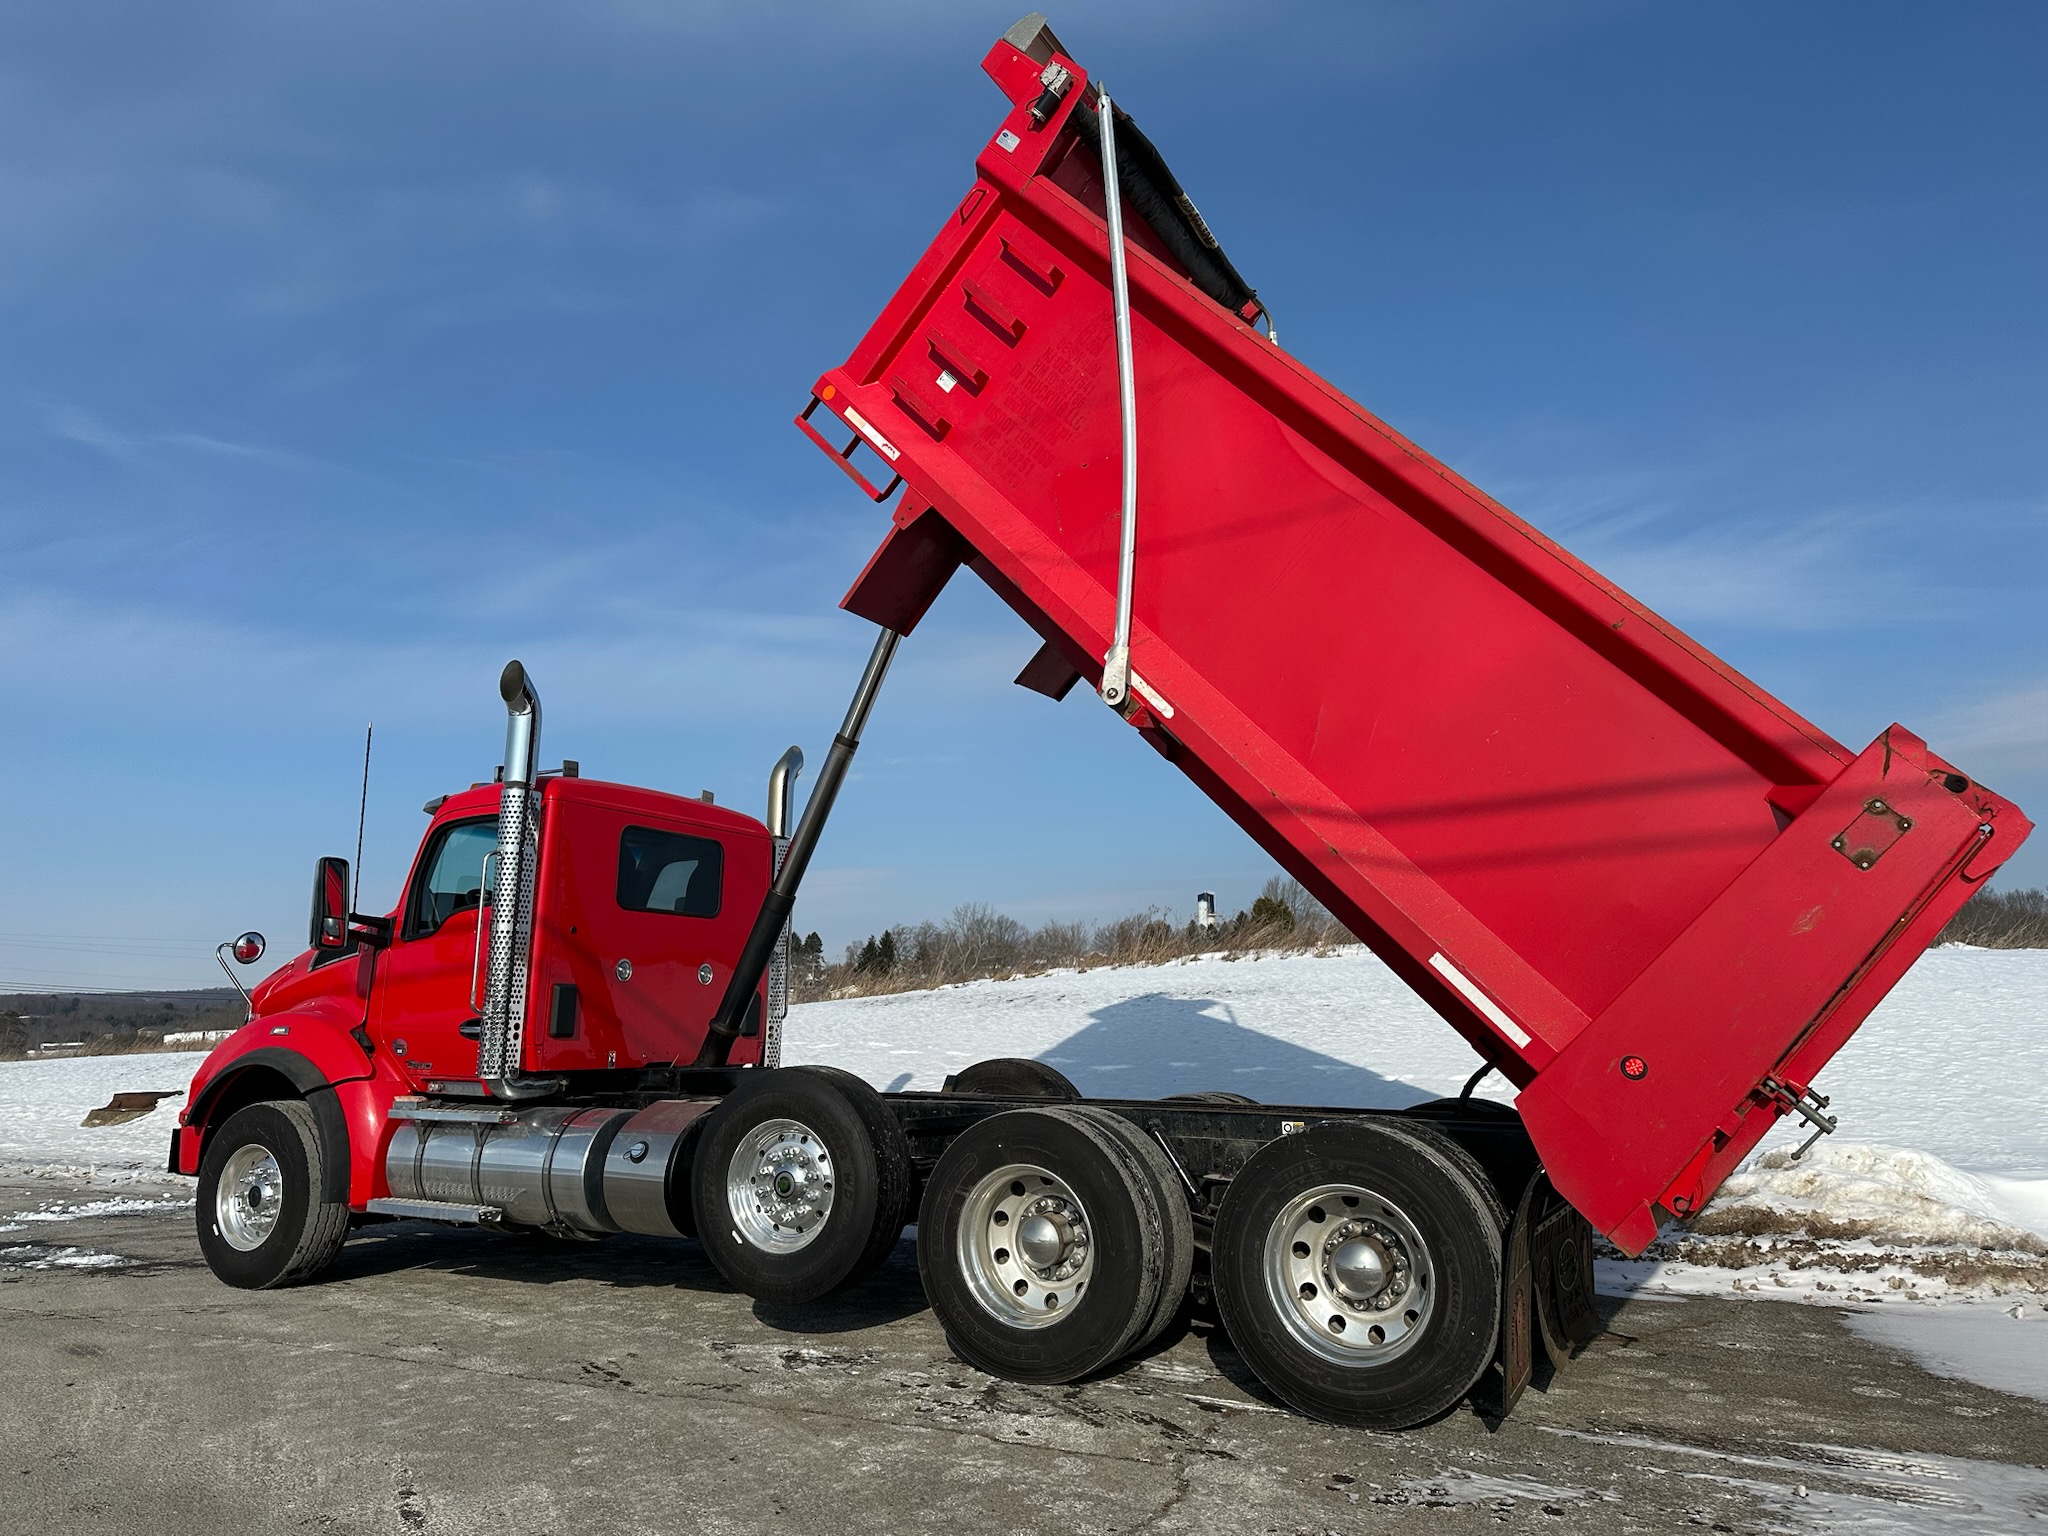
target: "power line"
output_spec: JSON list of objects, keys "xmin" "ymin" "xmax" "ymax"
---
[{"xmin": 0, "ymin": 932, "xmax": 237, "ymax": 947}]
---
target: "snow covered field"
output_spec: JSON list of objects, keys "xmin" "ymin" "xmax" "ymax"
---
[{"xmin": 3, "ymin": 943, "xmax": 2043, "ymax": 1393}]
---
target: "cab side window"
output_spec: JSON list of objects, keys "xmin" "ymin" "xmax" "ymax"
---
[
  {"xmin": 410, "ymin": 819, "xmax": 499, "ymax": 937},
  {"xmin": 617, "ymin": 825, "xmax": 722, "ymax": 918}
]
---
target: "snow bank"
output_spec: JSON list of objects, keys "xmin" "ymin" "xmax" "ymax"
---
[
  {"xmin": 1751, "ymin": 944, "xmax": 2048, "ymax": 1182},
  {"xmin": 0, "ymin": 1050, "xmax": 204, "ymax": 1186},
  {"xmin": 784, "ymin": 947, "xmax": 1517, "ymax": 1112},
  {"xmin": 1693, "ymin": 1143, "xmax": 2047, "ymax": 1252},
  {"xmin": 787, "ymin": 945, "xmax": 2048, "ymax": 1302}
]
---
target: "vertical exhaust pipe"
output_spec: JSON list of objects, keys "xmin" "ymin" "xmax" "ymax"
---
[
  {"xmin": 766, "ymin": 746, "xmax": 805, "ymax": 840},
  {"xmin": 696, "ymin": 628, "xmax": 901, "ymax": 1067},
  {"xmin": 479, "ymin": 660, "xmax": 561, "ymax": 1099},
  {"xmin": 761, "ymin": 746, "xmax": 805, "ymax": 1069}
]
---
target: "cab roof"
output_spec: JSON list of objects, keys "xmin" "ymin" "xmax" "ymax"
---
[{"xmin": 428, "ymin": 775, "xmax": 770, "ymax": 840}]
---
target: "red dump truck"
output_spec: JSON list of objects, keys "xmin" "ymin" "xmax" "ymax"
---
[{"xmin": 176, "ymin": 15, "xmax": 2030, "ymax": 1429}]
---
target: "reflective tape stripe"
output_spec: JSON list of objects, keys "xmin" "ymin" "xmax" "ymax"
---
[{"xmin": 1428, "ymin": 952, "xmax": 1532, "ymax": 1048}]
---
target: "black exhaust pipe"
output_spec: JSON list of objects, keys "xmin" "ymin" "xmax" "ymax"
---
[{"xmin": 694, "ymin": 628, "xmax": 901, "ymax": 1067}]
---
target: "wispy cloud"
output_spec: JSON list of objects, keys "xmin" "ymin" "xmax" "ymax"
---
[
  {"xmin": 42, "ymin": 405, "xmax": 310, "ymax": 469},
  {"xmin": 1926, "ymin": 680, "xmax": 2048, "ymax": 781}
]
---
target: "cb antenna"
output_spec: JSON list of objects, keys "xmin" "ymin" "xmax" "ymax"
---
[{"xmin": 352, "ymin": 722, "xmax": 373, "ymax": 914}]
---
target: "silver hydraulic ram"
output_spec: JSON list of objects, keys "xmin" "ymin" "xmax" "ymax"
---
[
  {"xmin": 695, "ymin": 628, "xmax": 900, "ymax": 1068},
  {"xmin": 477, "ymin": 660, "xmax": 563, "ymax": 1100}
]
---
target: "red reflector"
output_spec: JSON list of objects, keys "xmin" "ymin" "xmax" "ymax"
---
[{"xmin": 1620, "ymin": 1055, "xmax": 1649, "ymax": 1081}]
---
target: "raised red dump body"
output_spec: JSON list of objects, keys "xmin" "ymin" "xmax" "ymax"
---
[{"xmin": 805, "ymin": 28, "xmax": 2032, "ymax": 1252}]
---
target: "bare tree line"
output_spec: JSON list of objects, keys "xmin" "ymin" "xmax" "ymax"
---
[{"xmin": 792, "ymin": 880, "xmax": 2048, "ymax": 1003}]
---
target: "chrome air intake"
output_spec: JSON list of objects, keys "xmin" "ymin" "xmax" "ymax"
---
[
  {"xmin": 478, "ymin": 660, "xmax": 555, "ymax": 1098},
  {"xmin": 382, "ymin": 1098, "xmax": 717, "ymax": 1237}
]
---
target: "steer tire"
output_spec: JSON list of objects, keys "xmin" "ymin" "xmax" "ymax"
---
[
  {"xmin": 941, "ymin": 1057, "xmax": 1081, "ymax": 1100},
  {"xmin": 1212, "ymin": 1118, "xmax": 1503, "ymax": 1430},
  {"xmin": 918, "ymin": 1107, "xmax": 1166, "ymax": 1385},
  {"xmin": 693, "ymin": 1067, "xmax": 911, "ymax": 1306},
  {"xmin": 195, "ymin": 1099, "xmax": 351, "ymax": 1290}
]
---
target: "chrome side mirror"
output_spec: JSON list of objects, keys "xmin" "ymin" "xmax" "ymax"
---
[{"xmin": 215, "ymin": 931, "xmax": 268, "ymax": 1007}]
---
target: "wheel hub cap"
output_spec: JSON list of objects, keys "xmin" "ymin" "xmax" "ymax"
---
[
  {"xmin": 1265, "ymin": 1184, "xmax": 1435, "ymax": 1365},
  {"xmin": 956, "ymin": 1164, "xmax": 1095, "ymax": 1329},
  {"xmin": 1329, "ymin": 1233, "xmax": 1391, "ymax": 1300},
  {"xmin": 215, "ymin": 1143, "xmax": 285, "ymax": 1253},
  {"xmin": 1017, "ymin": 1211, "xmax": 1067, "ymax": 1270},
  {"xmin": 727, "ymin": 1118, "xmax": 835, "ymax": 1254}
]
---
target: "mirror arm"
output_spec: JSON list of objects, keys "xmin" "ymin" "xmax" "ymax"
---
[
  {"xmin": 347, "ymin": 914, "xmax": 394, "ymax": 949},
  {"xmin": 214, "ymin": 944, "xmax": 253, "ymax": 1008}
]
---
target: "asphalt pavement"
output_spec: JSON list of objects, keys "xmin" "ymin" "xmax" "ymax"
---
[{"xmin": 2, "ymin": 1170, "xmax": 2042, "ymax": 1536}]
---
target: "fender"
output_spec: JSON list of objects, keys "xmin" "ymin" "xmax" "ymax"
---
[{"xmin": 177, "ymin": 1019, "xmax": 376, "ymax": 1200}]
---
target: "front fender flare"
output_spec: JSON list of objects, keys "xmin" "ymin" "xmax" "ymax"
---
[{"xmin": 180, "ymin": 1035, "xmax": 373, "ymax": 1205}]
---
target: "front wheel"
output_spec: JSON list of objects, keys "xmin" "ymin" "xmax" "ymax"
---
[{"xmin": 195, "ymin": 1100, "xmax": 350, "ymax": 1289}]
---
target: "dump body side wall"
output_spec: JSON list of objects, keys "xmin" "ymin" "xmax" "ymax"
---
[{"xmin": 810, "ymin": 38, "xmax": 2032, "ymax": 1250}]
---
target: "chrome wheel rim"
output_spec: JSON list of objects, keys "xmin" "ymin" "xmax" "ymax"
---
[
  {"xmin": 956, "ymin": 1163, "xmax": 1094, "ymax": 1329},
  {"xmin": 216, "ymin": 1143, "xmax": 285, "ymax": 1252},
  {"xmin": 727, "ymin": 1117, "xmax": 835, "ymax": 1254},
  {"xmin": 1264, "ymin": 1182, "xmax": 1433, "ymax": 1365}
]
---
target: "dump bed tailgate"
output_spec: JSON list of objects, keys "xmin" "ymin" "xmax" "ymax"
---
[{"xmin": 801, "ymin": 27, "xmax": 2030, "ymax": 1252}]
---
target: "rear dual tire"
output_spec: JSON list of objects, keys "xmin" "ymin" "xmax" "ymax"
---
[
  {"xmin": 917, "ymin": 1106, "xmax": 1193, "ymax": 1384},
  {"xmin": 1212, "ymin": 1119, "xmax": 1503, "ymax": 1429}
]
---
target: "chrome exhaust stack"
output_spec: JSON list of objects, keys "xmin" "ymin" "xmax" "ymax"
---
[
  {"xmin": 478, "ymin": 660, "xmax": 561, "ymax": 1100},
  {"xmin": 762, "ymin": 746, "xmax": 805, "ymax": 1069},
  {"xmin": 766, "ymin": 746, "xmax": 804, "ymax": 841}
]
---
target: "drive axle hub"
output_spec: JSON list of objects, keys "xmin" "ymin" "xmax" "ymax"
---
[{"xmin": 1266, "ymin": 1183, "xmax": 1436, "ymax": 1364}]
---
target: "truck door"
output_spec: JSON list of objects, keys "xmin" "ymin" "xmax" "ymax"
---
[
  {"xmin": 607, "ymin": 821, "xmax": 730, "ymax": 1060},
  {"xmin": 369, "ymin": 815, "xmax": 499, "ymax": 1085},
  {"xmin": 528, "ymin": 793, "xmax": 756, "ymax": 1070}
]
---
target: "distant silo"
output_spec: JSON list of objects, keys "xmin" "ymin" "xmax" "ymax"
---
[{"xmin": 1194, "ymin": 891, "xmax": 1217, "ymax": 930}]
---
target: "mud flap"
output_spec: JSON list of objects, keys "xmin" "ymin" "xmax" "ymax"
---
[
  {"xmin": 1530, "ymin": 1173, "xmax": 1600, "ymax": 1371},
  {"xmin": 1476, "ymin": 1175, "xmax": 1537, "ymax": 1422}
]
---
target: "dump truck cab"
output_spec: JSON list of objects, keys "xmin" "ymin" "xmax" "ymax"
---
[
  {"xmin": 369, "ymin": 776, "xmax": 777, "ymax": 1089},
  {"xmin": 176, "ymin": 720, "xmax": 789, "ymax": 1227},
  {"xmin": 200, "ymin": 777, "xmax": 776, "ymax": 1101}
]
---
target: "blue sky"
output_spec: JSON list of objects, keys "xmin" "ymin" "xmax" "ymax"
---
[{"xmin": 2, "ymin": 1, "xmax": 2042, "ymax": 992}]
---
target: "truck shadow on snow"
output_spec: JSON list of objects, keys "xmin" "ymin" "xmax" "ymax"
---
[{"xmin": 1033, "ymin": 993, "xmax": 1435, "ymax": 1108}]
